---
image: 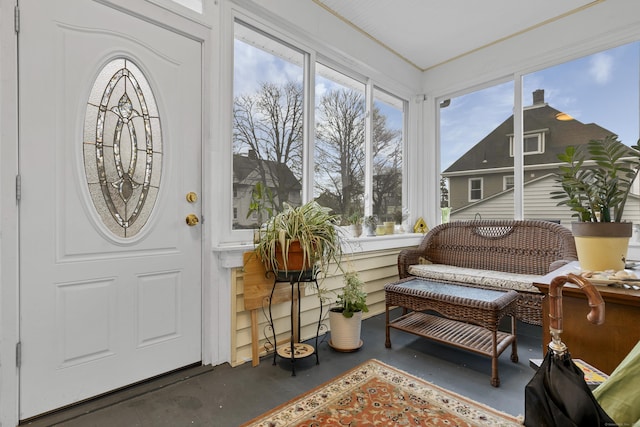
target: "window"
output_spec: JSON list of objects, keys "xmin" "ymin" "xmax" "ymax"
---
[
  {"xmin": 314, "ymin": 64, "xmax": 366, "ymax": 218},
  {"xmin": 503, "ymin": 176, "xmax": 514, "ymax": 191},
  {"xmin": 509, "ymin": 132, "xmax": 545, "ymax": 156},
  {"xmin": 232, "ymin": 22, "xmax": 304, "ymax": 230},
  {"xmin": 440, "ymin": 41, "xmax": 640, "ymax": 224},
  {"xmin": 469, "ymin": 178, "xmax": 483, "ymax": 201},
  {"xmin": 232, "ymin": 20, "xmax": 407, "ymax": 233},
  {"xmin": 372, "ymin": 88, "xmax": 404, "ymax": 223},
  {"xmin": 440, "ymin": 80, "xmax": 514, "ymax": 219},
  {"xmin": 522, "ymin": 41, "xmax": 640, "ymax": 223}
]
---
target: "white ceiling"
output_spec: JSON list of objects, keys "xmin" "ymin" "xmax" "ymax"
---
[{"xmin": 313, "ymin": 0, "xmax": 598, "ymax": 71}]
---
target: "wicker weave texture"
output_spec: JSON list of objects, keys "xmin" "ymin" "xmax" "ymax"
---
[
  {"xmin": 384, "ymin": 278, "xmax": 518, "ymax": 331},
  {"xmin": 397, "ymin": 220, "xmax": 577, "ymax": 326},
  {"xmin": 389, "ymin": 312, "xmax": 515, "ymax": 357},
  {"xmin": 384, "ymin": 278, "xmax": 519, "ymax": 386}
]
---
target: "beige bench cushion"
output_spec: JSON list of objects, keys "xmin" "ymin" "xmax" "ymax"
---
[{"xmin": 407, "ymin": 263, "xmax": 541, "ymax": 293}]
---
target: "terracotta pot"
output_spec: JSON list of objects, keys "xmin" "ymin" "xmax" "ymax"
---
[
  {"xmin": 572, "ymin": 222, "xmax": 632, "ymax": 271},
  {"xmin": 275, "ymin": 240, "xmax": 312, "ymax": 272}
]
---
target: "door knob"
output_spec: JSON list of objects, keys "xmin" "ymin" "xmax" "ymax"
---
[{"xmin": 185, "ymin": 214, "xmax": 199, "ymax": 226}]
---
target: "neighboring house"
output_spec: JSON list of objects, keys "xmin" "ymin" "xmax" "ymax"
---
[
  {"xmin": 450, "ymin": 173, "xmax": 640, "ymax": 228},
  {"xmin": 442, "ymin": 89, "xmax": 619, "ymax": 213},
  {"xmin": 233, "ymin": 151, "xmax": 302, "ymax": 228}
]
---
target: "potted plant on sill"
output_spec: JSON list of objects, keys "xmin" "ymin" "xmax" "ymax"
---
[
  {"xmin": 363, "ymin": 215, "xmax": 377, "ymax": 237},
  {"xmin": 328, "ymin": 271, "xmax": 369, "ymax": 351},
  {"xmin": 347, "ymin": 213, "xmax": 363, "ymax": 238},
  {"xmin": 254, "ymin": 200, "xmax": 344, "ymax": 280},
  {"xmin": 552, "ymin": 134, "xmax": 640, "ymax": 271}
]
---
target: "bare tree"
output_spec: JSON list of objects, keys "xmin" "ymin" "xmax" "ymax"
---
[
  {"xmin": 233, "ymin": 81, "xmax": 304, "ymax": 210},
  {"xmin": 315, "ymin": 89, "xmax": 366, "ymax": 217},
  {"xmin": 372, "ymin": 108, "xmax": 402, "ymax": 219},
  {"xmin": 234, "ymin": 81, "xmax": 402, "ymax": 223}
]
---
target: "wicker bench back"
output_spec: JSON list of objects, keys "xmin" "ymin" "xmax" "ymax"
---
[{"xmin": 399, "ymin": 220, "xmax": 577, "ymax": 278}]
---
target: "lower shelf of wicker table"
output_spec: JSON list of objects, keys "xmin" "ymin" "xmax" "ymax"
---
[{"xmin": 387, "ymin": 311, "xmax": 517, "ymax": 386}]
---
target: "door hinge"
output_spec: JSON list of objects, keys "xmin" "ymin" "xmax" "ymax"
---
[
  {"xmin": 16, "ymin": 341, "xmax": 21, "ymax": 368},
  {"xmin": 16, "ymin": 174, "xmax": 21, "ymax": 202},
  {"xmin": 14, "ymin": 5, "xmax": 20, "ymax": 34}
]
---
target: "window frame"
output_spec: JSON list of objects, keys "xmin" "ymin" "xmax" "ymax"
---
[
  {"xmin": 468, "ymin": 177, "xmax": 483, "ymax": 202},
  {"xmin": 503, "ymin": 175, "xmax": 514, "ymax": 191},
  {"xmin": 227, "ymin": 14, "xmax": 412, "ymax": 244},
  {"xmin": 509, "ymin": 132, "xmax": 545, "ymax": 156}
]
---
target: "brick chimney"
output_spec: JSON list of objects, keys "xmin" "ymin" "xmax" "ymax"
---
[{"xmin": 532, "ymin": 89, "xmax": 545, "ymax": 105}]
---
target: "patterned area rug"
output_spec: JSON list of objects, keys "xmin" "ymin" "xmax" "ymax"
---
[{"xmin": 241, "ymin": 359, "xmax": 522, "ymax": 426}]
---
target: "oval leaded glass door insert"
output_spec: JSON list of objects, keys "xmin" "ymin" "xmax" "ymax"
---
[{"xmin": 84, "ymin": 58, "xmax": 162, "ymax": 238}]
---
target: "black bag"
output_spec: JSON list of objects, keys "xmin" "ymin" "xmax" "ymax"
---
[{"xmin": 524, "ymin": 350, "xmax": 616, "ymax": 427}]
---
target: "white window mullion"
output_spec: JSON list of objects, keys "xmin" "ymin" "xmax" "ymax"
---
[
  {"xmin": 513, "ymin": 75, "xmax": 524, "ymax": 219},
  {"xmin": 364, "ymin": 78, "xmax": 374, "ymax": 216},
  {"xmin": 303, "ymin": 52, "xmax": 315, "ymax": 203}
]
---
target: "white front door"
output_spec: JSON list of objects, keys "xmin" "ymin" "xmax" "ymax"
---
[{"xmin": 18, "ymin": 0, "xmax": 203, "ymax": 419}]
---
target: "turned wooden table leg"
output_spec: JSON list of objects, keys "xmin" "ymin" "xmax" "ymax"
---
[
  {"xmin": 385, "ymin": 304, "xmax": 392, "ymax": 348},
  {"xmin": 510, "ymin": 315, "xmax": 519, "ymax": 363},
  {"xmin": 491, "ymin": 330, "xmax": 500, "ymax": 387}
]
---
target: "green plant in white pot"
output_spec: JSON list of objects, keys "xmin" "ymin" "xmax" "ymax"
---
[
  {"xmin": 329, "ymin": 271, "xmax": 369, "ymax": 351},
  {"xmin": 552, "ymin": 134, "xmax": 640, "ymax": 271},
  {"xmin": 363, "ymin": 215, "xmax": 377, "ymax": 236},
  {"xmin": 254, "ymin": 200, "xmax": 344, "ymax": 279},
  {"xmin": 347, "ymin": 212, "xmax": 363, "ymax": 238}
]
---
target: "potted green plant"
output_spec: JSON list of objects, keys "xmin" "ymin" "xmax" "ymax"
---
[
  {"xmin": 328, "ymin": 271, "xmax": 369, "ymax": 351},
  {"xmin": 363, "ymin": 215, "xmax": 377, "ymax": 236},
  {"xmin": 347, "ymin": 213, "xmax": 363, "ymax": 238},
  {"xmin": 552, "ymin": 134, "xmax": 640, "ymax": 271},
  {"xmin": 254, "ymin": 201, "xmax": 343, "ymax": 278}
]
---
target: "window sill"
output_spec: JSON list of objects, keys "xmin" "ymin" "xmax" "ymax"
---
[{"xmin": 213, "ymin": 233, "xmax": 424, "ymax": 269}]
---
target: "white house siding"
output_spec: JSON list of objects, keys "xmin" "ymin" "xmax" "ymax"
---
[{"xmin": 451, "ymin": 174, "xmax": 640, "ymax": 227}]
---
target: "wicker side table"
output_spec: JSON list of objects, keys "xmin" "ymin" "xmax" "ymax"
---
[{"xmin": 385, "ymin": 277, "xmax": 519, "ymax": 387}]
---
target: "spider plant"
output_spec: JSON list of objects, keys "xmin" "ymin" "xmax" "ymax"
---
[{"xmin": 254, "ymin": 201, "xmax": 344, "ymax": 276}]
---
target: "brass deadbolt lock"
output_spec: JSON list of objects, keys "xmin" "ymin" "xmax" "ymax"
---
[{"xmin": 186, "ymin": 192, "xmax": 198, "ymax": 203}]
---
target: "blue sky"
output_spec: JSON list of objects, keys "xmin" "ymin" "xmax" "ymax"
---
[{"xmin": 440, "ymin": 41, "xmax": 640, "ymax": 170}]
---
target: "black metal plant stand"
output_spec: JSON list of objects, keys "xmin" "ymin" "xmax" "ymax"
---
[{"xmin": 267, "ymin": 268, "xmax": 322, "ymax": 376}]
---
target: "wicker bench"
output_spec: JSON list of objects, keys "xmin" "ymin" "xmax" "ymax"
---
[{"xmin": 397, "ymin": 220, "xmax": 577, "ymax": 326}]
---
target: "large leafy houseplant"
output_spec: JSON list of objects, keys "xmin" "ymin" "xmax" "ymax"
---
[
  {"xmin": 552, "ymin": 135, "xmax": 640, "ymax": 271},
  {"xmin": 254, "ymin": 201, "xmax": 343, "ymax": 276},
  {"xmin": 552, "ymin": 135, "xmax": 640, "ymax": 222}
]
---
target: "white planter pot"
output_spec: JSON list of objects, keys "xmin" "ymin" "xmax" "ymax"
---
[
  {"xmin": 349, "ymin": 224, "xmax": 362, "ymax": 238},
  {"xmin": 329, "ymin": 309, "xmax": 363, "ymax": 351}
]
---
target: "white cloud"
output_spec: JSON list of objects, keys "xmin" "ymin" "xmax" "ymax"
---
[{"xmin": 589, "ymin": 52, "xmax": 613, "ymax": 84}]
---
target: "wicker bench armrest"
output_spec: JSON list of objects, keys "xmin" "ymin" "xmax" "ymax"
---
[{"xmin": 398, "ymin": 248, "xmax": 425, "ymax": 278}]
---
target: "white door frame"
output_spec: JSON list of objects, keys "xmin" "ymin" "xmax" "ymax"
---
[{"xmin": 0, "ymin": 1, "xmax": 218, "ymax": 425}]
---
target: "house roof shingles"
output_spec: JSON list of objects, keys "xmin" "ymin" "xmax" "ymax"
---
[{"xmin": 443, "ymin": 93, "xmax": 617, "ymax": 174}]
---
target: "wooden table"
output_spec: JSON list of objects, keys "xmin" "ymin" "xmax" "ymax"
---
[
  {"xmin": 384, "ymin": 277, "xmax": 519, "ymax": 387},
  {"xmin": 533, "ymin": 280, "xmax": 640, "ymax": 374}
]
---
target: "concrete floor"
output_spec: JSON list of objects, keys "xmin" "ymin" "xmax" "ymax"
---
[{"xmin": 23, "ymin": 310, "xmax": 543, "ymax": 427}]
